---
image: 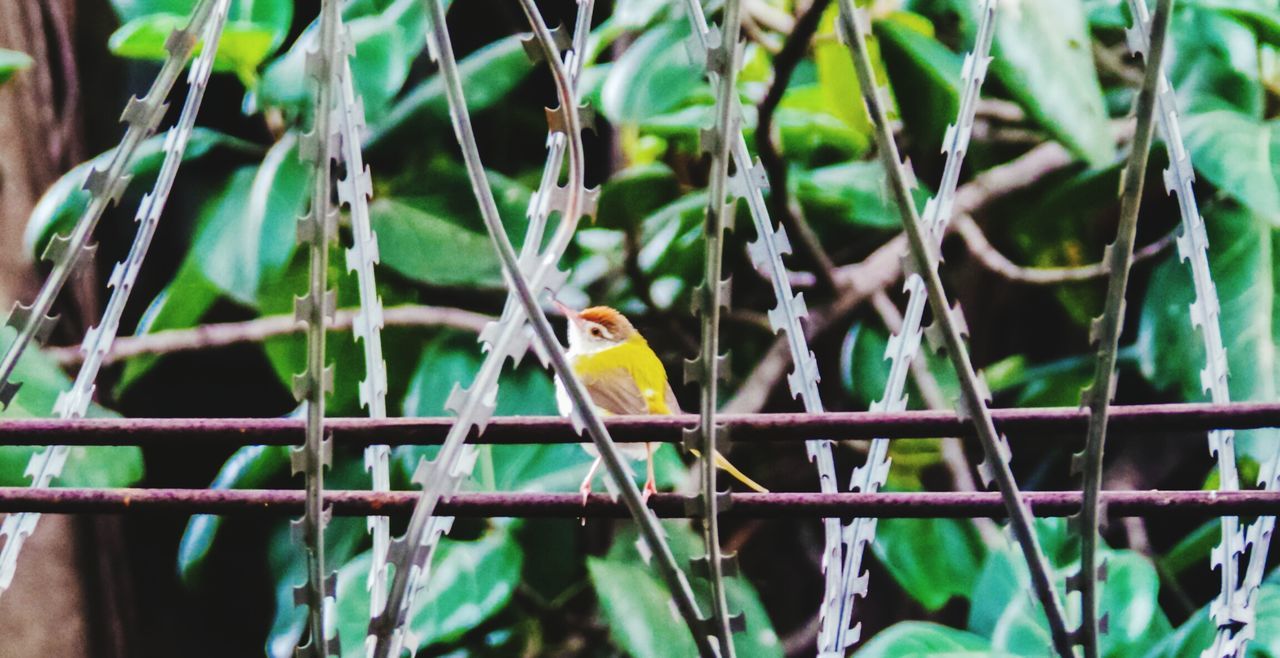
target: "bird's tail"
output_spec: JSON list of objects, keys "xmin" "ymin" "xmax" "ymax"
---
[{"xmin": 690, "ymin": 448, "xmax": 768, "ymax": 493}]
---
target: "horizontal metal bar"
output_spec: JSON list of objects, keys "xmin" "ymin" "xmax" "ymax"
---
[
  {"xmin": 1, "ymin": 487, "xmax": 1278, "ymax": 519},
  {"xmin": 0, "ymin": 402, "xmax": 1276, "ymax": 447}
]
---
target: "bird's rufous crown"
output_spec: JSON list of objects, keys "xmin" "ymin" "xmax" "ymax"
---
[{"xmin": 577, "ymin": 306, "xmax": 636, "ymax": 338}]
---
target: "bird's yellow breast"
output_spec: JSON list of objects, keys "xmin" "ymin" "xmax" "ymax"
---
[{"xmin": 571, "ymin": 336, "xmax": 672, "ymax": 415}]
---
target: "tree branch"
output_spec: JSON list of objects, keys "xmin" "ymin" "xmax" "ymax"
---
[
  {"xmin": 46, "ymin": 304, "xmax": 493, "ymax": 367},
  {"xmin": 955, "ymin": 213, "xmax": 1175, "ymax": 284}
]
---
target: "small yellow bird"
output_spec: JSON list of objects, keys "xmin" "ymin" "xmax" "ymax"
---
[{"xmin": 552, "ymin": 301, "xmax": 768, "ymax": 502}]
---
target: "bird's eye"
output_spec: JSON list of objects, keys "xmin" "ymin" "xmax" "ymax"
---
[{"xmin": 590, "ymin": 327, "xmax": 603, "ymax": 338}]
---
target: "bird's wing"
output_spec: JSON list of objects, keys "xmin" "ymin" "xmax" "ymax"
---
[{"xmin": 579, "ymin": 367, "xmax": 651, "ymax": 416}]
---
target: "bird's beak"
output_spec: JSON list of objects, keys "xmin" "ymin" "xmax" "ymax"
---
[{"xmin": 551, "ymin": 298, "xmax": 582, "ymax": 327}]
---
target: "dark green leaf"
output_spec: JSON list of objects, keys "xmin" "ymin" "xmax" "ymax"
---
[
  {"xmin": 875, "ymin": 14, "xmax": 962, "ymax": 154},
  {"xmin": 1181, "ymin": 111, "xmax": 1280, "ymax": 224},
  {"xmin": 188, "ymin": 135, "xmax": 309, "ymax": 307},
  {"xmin": 368, "ymin": 35, "xmax": 535, "ymax": 146},
  {"xmin": 177, "ymin": 445, "xmax": 289, "ymax": 584},
  {"xmin": 872, "ymin": 516, "xmax": 986, "ymax": 611},
  {"xmin": 596, "ymin": 164, "xmax": 680, "ymax": 231},
  {"xmin": 333, "ymin": 529, "xmax": 523, "ymax": 656},
  {"xmin": 793, "ymin": 161, "xmax": 930, "ymax": 231},
  {"xmin": 24, "ymin": 128, "xmax": 256, "ymax": 262},
  {"xmin": 1138, "ymin": 201, "xmax": 1277, "ymax": 460},
  {"xmin": 1170, "ymin": 5, "xmax": 1266, "ymax": 116},
  {"xmin": 989, "ymin": 0, "xmax": 1113, "ymax": 166}
]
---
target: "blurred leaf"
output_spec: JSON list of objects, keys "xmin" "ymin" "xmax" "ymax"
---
[
  {"xmin": 1189, "ymin": 0, "xmax": 1280, "ymax": 46},
  {"xmin": 596, "ymin": 164, "xmax": 680, "ymax": 231},
  {"xmin": 24, "ymin": 128, "xmax": 255, "ymax": 261},
  {"xmin": 872, "ymin": 516, "xmax": 986, "ymax": 611},
  {"xmin": 795, "ymin": 161, "xmax": 926, "ymax": 232},
  {"xmin": 371, "ymin": 197, "xmax": 504, "ymax": 287},
  {"xmin": 177, "ymin": 445, "xmax": 288, "ymax": 584},
  {"xmin": 852, "ymin": 622, "xmax": 1001, "ymax": 657},
  {"xmin": 815, "ymin": 3, "xmax": 876, "ymax": 141},
  {"xmin": 587, "ymin": 558, "xmax": 698, "ymax": 658},
  {"xmin": 0, "ymin": 48, "xmax": 33, "ymax": 85},
  {"xmin": 1171, "ymin": 5, "xmax": 1266, "ymax": 116},
  {"xmin": 1143, "ymin": 583, "xmax": 1280, "ymax": 658},
  {"xmin": 600, "ymin": 20, "xmax": 703, "ymax": 123},
  {"xmin": 875, "ymin": 13, "xmax": 962, "ymax": 153},
  {"xmin": 368, "ymin": 34, "xmax": 533, "ymax": 146},
  {"xmin": 188, "ymin": 135, "xmax": 309, "ymax": 307},
  {"xmin": 258, "ymin": 0, "xmax": 427, "ymax": 119},
  {"xmin": 774, "ymin": 85, "xmax": 868, "ymax": 160},
  {"xmin": 109, "ymin": 15, "xmax": 276, "ymax": 83},
  {"xmin": 984, "ymin": 352, "xmax": 1096, "ymax": 407},
  {"xmin": 116, "ymin": 260, "xmax": 222, "ymax": 392},
  {"xmin": 1138, "ymin": 201, "xmax": 1277, "ymax": 460},
  {"xmin": 333, "ymin": 528, "xmax": 523, "ymax": 656},
  {"xmin": 594, "ymin": 524, "xmax": 782, "ymax": 658},
  {"xmin": 989, "ymin": 0, "xmax": 1113, "ymax": 166},
  {"xmin": 110, "ymin": 0, "xmax": 291, "ymax": 48},
  {"xmin": 1182, "ymin": 111, "xmax": 1280, "ymax": 224}
]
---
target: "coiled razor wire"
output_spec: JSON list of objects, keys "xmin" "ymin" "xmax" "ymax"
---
[
  {"xmin": 836, "ymin": 2, "xmax": 1074, "ymax": 655},
  {"xmin": 368, "ymin": 2, "xmax": 713, "ymax": 656},
  {"xmin": 0, "ymin": 0, "xmax": 230, "ymax": 595},
  {"xmin": 677, "ymin": 2, "xmax": 846, "ymax": 651},
  {"xmin": 289, "ymin": 0, "xmax": 349, "ymax": 653},
  {"xmin": 687, "ymin": 0, "xmax": 747, "ymax": 653},
  {"xmin": 335, "ymin": 50, "xmax": 392, "ymax": 648},
  {"xmin": 823, "ymin": 0, "xmax": 997, "ymax": 652},
  {"xmin": 1118, "ymin": 0, "xmax": 1252, "ymax": 655},
  {"xmin": 1073, "ymin": 1, "xmax": 1173, "ymax": 654}
]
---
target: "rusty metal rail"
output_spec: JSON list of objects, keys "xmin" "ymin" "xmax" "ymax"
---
[
  {"xmin": 0, "ymin": 488, "xmax": 1278, "ymax": 519},
  {"xmin": 0, "ymin": 402, "xmax": 1276, "ymax": 446}
]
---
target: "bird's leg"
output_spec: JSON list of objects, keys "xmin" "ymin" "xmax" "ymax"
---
[
  {"xmin": 579, "ymin": 455, "xmax": 602, "ymax": 507},
  {"xmin": 642, "ymin": 442, "xmax": 657, "ymax": 504}
]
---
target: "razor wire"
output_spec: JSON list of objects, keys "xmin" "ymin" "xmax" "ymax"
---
[
  {"xmin": 687, "ymin": 0, "xmax": 747, "ymax": 653},
  {"xmin": 287, "ymin": 0, "xmax": 350, "ymax": 653},
  {"xmin": 0, "ymin": 0, "xmax": 230, "ymax": 596},
  {"xmin": 823, "ymin": 0, "xmax": 997, "ymax": 652},
  {"xmin": 367, "ymin": 2, "xmax": 714, "ymax": 656},
  {"xmin": 334, "ymin": 48, "xmax": 393, "ymax": 649},
  {"xmin": 677, "ymin": 2, "xmax": 847, "ymax": 651},
  {"xmin": 361, "ymin": 1, "xmax": 595, "ymax": 655},
  {"xmin": 835, "ymin": 2, "xmax": 1074, "ymax": 655},
  {"xmin": 0, "ymin": 0, "xmax": 223, "ymax": 408},
  {"xmin": 1073, "ymin": 1, "xmax": 1173, "ymax": 654},
  {"xmin": 1117, "ymin": 0, "xmax": 1253, "ymax": 655}
]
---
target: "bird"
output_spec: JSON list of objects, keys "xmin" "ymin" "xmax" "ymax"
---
[{"xmin": 551, "ymin": 301, "xmax": 768, "ymax": 503}]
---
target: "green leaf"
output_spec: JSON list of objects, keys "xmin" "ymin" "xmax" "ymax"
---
[
  {"xmin": 875, "ymin": 14, "xmax": 963, "ymax": 155},
  {"xmin": 367, "ymin": 34, "xmax": 534, "ymax": 147},
  {"xmin": 109, "ymin": 15, "xmax": 278, "ymax": 83},
  {"xmin": 258, "ymin": 0, "xmax": 427, "ymax": 120},
  {"xmin": 794, "ymin": 161, "xmax": 922, "ymax": 231},
  {"xmin": 853, "ymin": 622, "xmax": 1001, "ymax": 657},
  {"xmin": 110, "ymin": 0, "xmax": 291, "ymax": 45},
  {"xmin": 600, "ymin": 20, "xmax": 704, "ymax": 124},
  {"xmin": 0, "ymin": 48, "xmax": 33, "ymax": 85},
  {"xmin": 593, "ymin": 524, "xmax": 782, "ymax": 658},
  {"xmin": 989, "ymin": 0, "xmax": 1113, "ymax": 166},
  {"xmin": 596, "ymin": 164, "xmax": 681, "ymax": 231},
  {"xmin": 177, "ymin": 445, "xmax": 288, "ymax": 584},
  {"xmin": 187, "ymin": 135, "xmax": 309, "ymax": 307},
  {"xmin": 370, "ymin": 197, "xmax": 504, "ymax": 287},
  {"xmin": 587, "ymin": 557, "xmax": 698, "ymax": 658},
  {"xmin": 1138, "ymin": 200, "xmax": 1277, "ymax": 461},
  {"xmin": 115, "ymin": 259, "xmax": 222, "ymax": 392},
  {"xmin": 24, "ymin": 128, "xmax": 256, "ymax": 262},
  {"xmin": 814, "ymin": 3, "xmax": 876, "ymax": 141},
  {"xmin": 333, "ymin": 529, "xmax": 523, "ymax": 656},
  {"xmin": 872, "ymin": 516, "xmax": 987, "ymax": 611},
  {"xmin": 1181, "ymin": 111, "xmax": 1280, "ymax": 225},
  {"xmin": 1170, "ymin": 5, "xmax": 1266, "ymax": 116}
]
